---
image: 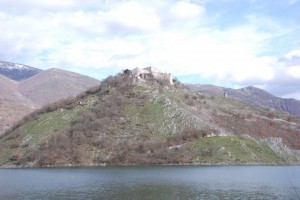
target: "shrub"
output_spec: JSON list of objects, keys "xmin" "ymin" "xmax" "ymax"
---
[
  {"xmin": 10, "ymin": 142, "xmax": 19, "ymax": 148},
  {"xmin": 267, "ymin": 112, "xmax": 274, "ymax": 119},
  {"xmin": 10, "ymin": 153, "xmax": 20, "ymax": 161}
]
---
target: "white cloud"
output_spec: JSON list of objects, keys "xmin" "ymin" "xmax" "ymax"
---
[
  {"xmin": 0, "ymin": 0, "xmax": 299, "ymax": 99},
  {"xmin": 128, "ymin": 25, "xmax": 276, "ymax": 85},
  {"xmin": 284, "ymin": 50, "xmax": 300, "ymax": 60},
  {"xmin": 170, "ymin": 1, "xmax": 205, "ymax": 19},
  {"xmin": 287, "ymin": 66, "xmax": 300, "ymax": 78},
  {"xmin": 106, "ymin": 1, "xmax": 160, "ymax": 32},
  {"xmin": 281, "ymin": 50, "xmax": 300, "ymax": 78}
]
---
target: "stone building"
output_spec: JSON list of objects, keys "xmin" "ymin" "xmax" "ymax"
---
[{"xmin": 131, "ymin": 67, "xmax": 173, "ymax": 85}]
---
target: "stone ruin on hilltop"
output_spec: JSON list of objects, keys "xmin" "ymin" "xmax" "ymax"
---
[{"xmin": 131, "ymin": 67, "xmax": 173, "ymax": 85}]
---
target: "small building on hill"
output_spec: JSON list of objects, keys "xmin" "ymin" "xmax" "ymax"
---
[{"xmin": 131, "ymin": 67, "xmax": 173, "ymax": 85}]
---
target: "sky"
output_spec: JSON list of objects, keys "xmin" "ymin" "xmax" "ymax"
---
[{"xmin": 0, "ymin": 0, "xmax": 300, "ymax": 99}]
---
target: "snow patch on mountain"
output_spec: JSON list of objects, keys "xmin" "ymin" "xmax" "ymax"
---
[
  {"xmin": 0, "ymin": 61, "xmax": 42, "ymax": 81},
  {"xmin": 0, "ymin": 62, "xmax": 29, "ymax": 70}
]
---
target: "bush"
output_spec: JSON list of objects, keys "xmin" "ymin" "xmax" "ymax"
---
[
  {"xmin": 10, "ymin": 142, "xmax": 19, "ymax": 148},
  {"xmin": 10, "ymin": 153, "xmax": 20, "ymax": 161}
]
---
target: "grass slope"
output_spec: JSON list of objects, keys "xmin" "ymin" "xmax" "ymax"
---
[
  {"xmin": 0, "ymin": 95, "xmax": 96, "ymax": 166},
  {"xmin": 193, "ymin": 136, "xmax": 284, "ymax": 164}
]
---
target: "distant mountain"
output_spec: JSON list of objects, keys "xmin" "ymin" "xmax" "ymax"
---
[
  {"xmin": 0, "ymin": 74, "xmax": 36, "ymax": 134},
  {"xmin": 0, "ymin": 62, "xmax": 100, "ymax": 135},
  {"xmin": 187, "ymin": 84, "xmax": 300, "ymax": 117},
  {"xmin": 19, "ymin": 68, "xmax": 100, "ymax": 106},
  {"xmin": 0, "ymin": 61, "xmax": 42, "ymax": 81}
]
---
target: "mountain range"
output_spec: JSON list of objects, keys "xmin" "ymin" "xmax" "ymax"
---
[
  {"xmin": 188, "ymin": 84, "xmax": 300, "ymax": 117},
  {"xmin": 0, "ymin": 61, "xmax": 42, "ymax": 81},
  {"xmin": 0, "ymin": 69, "xmax": 299, "ymax": 167},
  {"xmin": 0, "ymin": 61, "xmax": 100, "ymax": 134}
]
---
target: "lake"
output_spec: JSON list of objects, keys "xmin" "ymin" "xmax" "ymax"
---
[{"xmin": 0, "ymin": 166, "xmax": 299, "ymax": 199}]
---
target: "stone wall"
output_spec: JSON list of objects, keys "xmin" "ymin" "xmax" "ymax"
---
[{"xmin": 132, "ymin": 67, "xmax": 173, "ymax": 85}]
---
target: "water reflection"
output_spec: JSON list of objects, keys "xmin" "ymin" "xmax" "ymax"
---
[{"xmin": 0, "ymin": 166, "xmax": 299, "ymax": 200}]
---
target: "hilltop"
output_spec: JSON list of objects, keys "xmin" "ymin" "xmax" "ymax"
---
[
  {"xmin": 0, "ymin": 61, "xmax": 100, "ymax": 135},
  {"xmin": 0, "ymin": 68, "xmax": 299, "ymax": 167}
]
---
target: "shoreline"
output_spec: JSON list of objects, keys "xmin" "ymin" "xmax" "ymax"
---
[{"xmin": 1, "ymin": 162, "xmax": 299, "ymax": 169}]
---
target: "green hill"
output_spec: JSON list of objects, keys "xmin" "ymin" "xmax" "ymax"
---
[{"xmin": 0, "ymin": 71, "xmax": 299, "ymax": 167}]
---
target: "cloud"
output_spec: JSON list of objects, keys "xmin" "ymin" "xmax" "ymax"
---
[
  {"xmin": 252, "ymin": 49, "xmax": 300, "ymax": 99},
  {"xmin": 106, "ymin": 2, "xmax": 160, "ymax": 32},
  {"xmin": 170, "ymin": 1, "xmax": 205, "ymax": 19},
  {"xmin": 0, "ymin": 0, "xmax": 206, "ymax": 66},
  {"xmin": 0, "ymin": 0, "xmax": 299, "ymax": 99}
]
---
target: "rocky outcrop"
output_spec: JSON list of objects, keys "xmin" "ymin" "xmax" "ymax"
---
[{"xmin": 264, "ymin": 137, "xmax": 299, "ymax": 163}]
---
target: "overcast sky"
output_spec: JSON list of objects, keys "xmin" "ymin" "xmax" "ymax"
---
[{"xmin": 1, "ymin": 0, "xmax": 300, "ymax": 99}]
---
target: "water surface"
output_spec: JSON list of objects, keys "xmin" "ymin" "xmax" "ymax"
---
[{"xmin": 0, "ymin": 166, "xmax": 299, "ymax": 199}]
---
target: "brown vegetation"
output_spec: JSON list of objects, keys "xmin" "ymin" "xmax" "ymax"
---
[{"xmin": 14, "ymin": 72, "xmax": 194, "ymax": 166}]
